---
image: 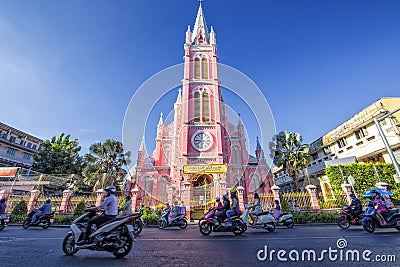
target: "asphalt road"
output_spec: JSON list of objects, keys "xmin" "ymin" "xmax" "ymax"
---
[{"xmin": 0, "ymin": 224, "xmax": 399, "ymax": 267}]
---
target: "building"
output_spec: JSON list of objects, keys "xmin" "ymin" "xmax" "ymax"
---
[
  {"xmin": 129, "ymin": 3, "xmax": 272, "ymax": 217},
  {"xmin": 274, "ymin": 98, "xmax": 400, "ymax": 192},
  {"xmin": 0, "ymin": 122, "xmax": 43, "ymax": 171}
]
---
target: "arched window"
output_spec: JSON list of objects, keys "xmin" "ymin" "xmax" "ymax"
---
[
  {"xmin": 194, "ymin": 91, "xmax": 201, "ymax": 122},
  {"xmin": 162, "ymin": 146, "xmax": 171, "ymax": 165},
  {"xmin": 194, "ymin": 58, "xmax": 200, "ymax": 79},
  {"xmin": 202, "ymin": 58, "xmax": 208, "ymax": 79},
  {"xmin": 158, "ymin": 176, "xmax": 168, "ymax": 202},
  {"xmin": 143, "ymin": 176, "xmax": 154, "ymax": 196},
  {"xmin": 231, "ymin": 146, "xmax": 241, "ymax": 165},
  {"xmin": 250, "ymin": 174, "xmax": 261, "ymax": 193},
  {"xmin": 202, "ymin": 92, "xmax": 210, "ymax": 122}
]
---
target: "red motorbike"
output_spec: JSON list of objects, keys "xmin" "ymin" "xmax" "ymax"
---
[{"xmin": 337, "ymin": 205, "xmax": 363, "ymax": 229}]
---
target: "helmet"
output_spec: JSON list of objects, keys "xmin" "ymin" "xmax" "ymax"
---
[
  {"xmin": 46, "ymin": 199, "xmax": 51, "ymax": 204},
  {"xmin": 349, "ymin": 193, "xmax": 356, "ymax": 198},
  {"xmin": 215, "ymin": 197, "xmax": 220, "ymax": 202},
  {"xmin": 274, "ymin": 199, "xmax": 279, "ymax": 204},
  {"xmin": 231, "ymin": 191, "xmax": 236, "ymax": 196},
  {"xmin": 254, "ymin": 193, "xmax": 259, "ymax": 199},
  {"xmin": 125, "ymin": 195, "xmax": 131, "ymax": 201},
  {"xmin": 223, "ymin": 194, "xmax": 229, "ymax": 200},
  {"xmin": 104, "ymin": 185, "xmax": 116, "ymax": 192},
  {"xmin": 371, "ymin": 189, "xmax": 380, "ymax": 196}
]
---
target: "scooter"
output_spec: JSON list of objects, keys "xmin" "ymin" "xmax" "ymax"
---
[
  {"xmin": 158, "ymin": 208, "xmax": 188, "ymax": 229},
  {"xmin": 0, "ymin": 213, "xmax": 9, "ymax": 231},
  {"xmin": 242, "ymin": 204, "xmax": 276, "ymax": 232},
  {"xmin": 22, "ymin": 209, "xmax": 54, "ymax": 229},
  {"xmin": 62, "ymin": 208, "xmax": 141, "ymax": 258},
  {"xmin": 275, "ymin": 211, "xmax": 294, "ymax": 228},
  {"xmin": 337, "ymin": 205, "xmax": 363, "ymax": 229},
  {"xmin": 361, "ymin": 201, "xmax": 400, "ymax": 233},
  {"xmin": 199, "ymin": 208, "xmax": 246, "ymax": 236}
]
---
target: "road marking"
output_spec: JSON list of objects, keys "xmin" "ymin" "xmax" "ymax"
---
[{"xmin": 138, "ymin": 236, "xmax": 381, "ymax": 241}]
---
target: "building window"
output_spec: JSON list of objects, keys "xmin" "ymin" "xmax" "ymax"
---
[
  {"xmin": 231, "ymin": 146, "xmax": 241, "ymax": 164},
  {"xmin": 32, "ymin": 144, "xmax": 37, "ymax": 150},
  {"xmin": 312, "ymin": 153, "xmax": 318, "ymax": 161},
  {"xmin": 201, "ymin": 58, "xmax": 208, "ymax": 79},
  {"xmin": 23, "ymin": 153, "xmax": 31, "ymax": 160},
  {"xmin": 27, "ymin": 142, "xmax": 32, "ymax": 148},
  {"xmin": 323, "ymin": 147, "xmax": 330, "ymax": 155},
  {"xmin": 6, "ymin": 147, "xmax": 16, "ymax": 156},
  {"xmin": 9, "ymin": 136, "xmax": 16, "ymax": 143},
  {"xmin": 337, "ymin": 138, "xmax": 347, "ymax": 148},
  {"xmin": 202, "ymin": 92, "xmax": 210, "ymax": 122},
  {"xmin": 1, "ymin": 133, "xmax": 7, "ymax": 139},
  {"xmin": 355, "ymin": 127, "xmax": 368, "ymax": 140},
  {"xmin": 194, "ymin": 92, "xmax": 201, "ymax": 122},
  {"xmin": 194, "ymin": 58, "xmax": 200, "ymax": 79},
  {"xmin": 158, "ymin": 176, "xmax": 169, "ymax": 203},
  {"xmin": 249, "ymin": 174, "xmax": 262, "ymax": 193}
]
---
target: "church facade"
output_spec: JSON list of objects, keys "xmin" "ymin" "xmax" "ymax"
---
[{"xmin": 129, "ymin": 3, "xmax": 272, "ymax": 218}]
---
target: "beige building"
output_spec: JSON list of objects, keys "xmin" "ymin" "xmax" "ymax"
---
[
  {"xmin": 0, "ymin": 122, "xmax": 43, "ymax": 171},
  {"xmin": 274, "ymin": 98, "xmax": 400, "ymax": 192}
]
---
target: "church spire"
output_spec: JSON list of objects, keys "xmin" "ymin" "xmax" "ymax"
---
[
  {"xmin": 192, "ymin": 1, "xmax": 209, "ymax": 44},
  {"xmin": 158, "ymin": 112, "xmax": 164, "ymax": 125}
]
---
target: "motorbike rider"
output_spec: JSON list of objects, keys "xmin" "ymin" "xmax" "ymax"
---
[
  {"xmin": 349, "ymin": 193, "xmax": 362, "ymax": 219},
  {"xmin": 31, "ymin": 199, "xmax": 52, "ymax": 224},
  {"xmin": 215, "ymin": 194, "xmax": 230, "ymax": 222},
  {"xmin": 251, "ymin": 193, "xmax": 262, "ymax": 216},
  {"xmin": 79, "ymin": 185, "xmax": 119, "ymax": 244},
  {"xmin": 226, "ymin": 191, "xmax": 240, "ymax": 227},
  {"xmin": 372, "ymin": 190, "xmax": 388, "ymax": 225},
  {"xmin": 119, "ymin": 195, "xmax": 132, "ymax": 216},
  {"xmin": 0, "ymin": 198, "xmax": 6, "ymax": 226},
  {"xmin": 168, "ymin": 201, "xmax": 179, "ymax": 223},
  {"xmin": 215, "ymin": 197, "xmax": 223, "ymax": 209},
  {"xmin": 272, "ymin": 199, "xmax": 282, "ymax": 220}
]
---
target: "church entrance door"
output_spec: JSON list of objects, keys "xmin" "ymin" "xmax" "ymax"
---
[{"xmin": 190, "ymin": 174, "xmax": 213, "ymax": 220}]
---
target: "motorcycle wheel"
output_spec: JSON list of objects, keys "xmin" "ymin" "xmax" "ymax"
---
[
  {"xmin": 62, "ymin": 232, "xmax": 79, "ymax": 256},
  {"xmin": 266, "ymin": 223, "xmax": 276, "ymax": 232},
  {"xmin": 22, "ymin": 219, "xmax": 30, "ymax": 229},
  {"xmin": 42, "ymin": 219, "xmax": 51, "ymax": 229},
  {"xmin": 396, "ymin": 226, "xmax": 400, "ymax": 231},
  {"xmin": 232, "ymin": 220, "xmax": 244, "ymax": 236},
  {"xmin": 286, "ymin": 221, "xmax": 294, "ymax": 228},
  {"xmin": 337, "ymin": 217, "xmax": 350, "ymax": 229},
  {"xmin": 0, "ymin": 221, "xmax": 4, "ymax": 231},
  {"xmin": 113, "ymin": 233, "xmax": 133, "ymax": 258},
  {"xmin": 133, "ymin": 221, "xmax": 142, "ymax": 236},
  {"xmin": 179, "ymin": 219, "xmax": 188, "ymax": 229},
  {"xmin": 198, "ymin": 218, "xmax": 204, "ymax": 227},
  {"xmin": 362, "ymin": 221, "xmax": 375, "ymax": 233},
  {"xmin": 158, "ymin": 220, "xmax": 166, "ymax": 229},
  {"xmin": 199, "ymin": 221, "xmax": 212, "ymax": 236}
]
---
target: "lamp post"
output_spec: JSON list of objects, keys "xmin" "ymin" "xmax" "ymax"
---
[{"xmin": 374, "ymin": 107, "xmax": 400, "ymax": 182}]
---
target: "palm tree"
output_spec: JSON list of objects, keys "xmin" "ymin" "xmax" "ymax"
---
[
  {"xmin": 269, "ymin": 131, "xmax": 312, "ymax": 191},
  {"xmin": 83, "ymin": 139, "xmax": 131, "ymax": 191}
]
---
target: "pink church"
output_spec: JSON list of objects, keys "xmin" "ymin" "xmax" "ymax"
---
[{"xmin": 129, "ymin": 3, "xmax": 273, "ymax": 219}]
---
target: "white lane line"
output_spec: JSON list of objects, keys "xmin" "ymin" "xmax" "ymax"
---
[{"xmin": 138, "ymin": 236, "xmax": 376, "ymax": 241}]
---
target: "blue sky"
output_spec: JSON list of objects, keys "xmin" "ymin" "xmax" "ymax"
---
[{"xmin": 1, "ymin": 0, "xmax": 399, "ymax": 159}]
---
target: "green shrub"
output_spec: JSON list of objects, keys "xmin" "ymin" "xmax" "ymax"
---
[
  {"xmin": 142, "ymin": 213, "xmax": 160, "ymax": 225},
  {"xmin": 293, "ymin": 211, "xmax": 339, "ymax": 224},
  {"xmin": 11, "ymin": 200, "xmax": 27, "ymax": 216},
  {"xmin": 53, "ymin": 214, "xmax": 76, "ymax": 224},
  {"xmin": 9, "ymin": 214, "xmax": 26, "ymax": 223},
  {"xmin": 73, "ymin": 201, "xmax": 86, "ymax": 217}
]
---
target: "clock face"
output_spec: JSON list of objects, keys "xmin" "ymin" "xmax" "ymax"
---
[{"xmin": 191, "ymin": 131, "xmax": 213, "ymax": 151}]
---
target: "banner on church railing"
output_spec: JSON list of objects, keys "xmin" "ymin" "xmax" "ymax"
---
[
  {"xmin": 183, "ymin": 164, "xmax": 227, "ymax": 174},
  {"xmin": 0, "ymin": 167, "xmax": 19, "ymax": 178}
]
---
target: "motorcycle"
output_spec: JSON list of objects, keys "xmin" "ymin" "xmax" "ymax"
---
[
  {"xmin": 361, "ymin": 201, "xmax": 400, "ymax": 233},
  {"xmin": 199, "ymin": 208, "xmax": 246, "ymax": 236},
  {"xmin": 337, "ymin": 205, "xmax": 363, "ymax": 229},
  {"xmin": 0, "ymin": 213, "xmax": 9, "ymax": 231},
  {"xmin": 62, "ymin": 208, "xmax": 142, "ymax": 258},
  {"xmin": 131, "ymin": 211, "xmax": 145, "ymax": 236},
  {"xmin": 23, "ymin": 209, "xmax": 54, "ymax": 229},
  {"xmin": 242, "ymin": 204, "xmax": 276, "ymax": 232},
  {"xmin": 158, "ymin": 208, "xmax": 188, "ymax": 229}
]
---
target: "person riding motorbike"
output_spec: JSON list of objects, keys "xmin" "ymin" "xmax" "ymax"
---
[
  {"xmin": 251, "ymin": 193, "xmax": 262, "ymax": 216},
  {"xmin": 349, "ymin": 193, "xmax": 362, "ymax": 219},
  {"xmin": 372, "ymin": 190, "xmax": 388, "ymax": 225},
  {"xmin": 215, "ymin": 197, "xmax": 223, "ymax": 209},
  {"xmin": 272, "ymin": 199, "xmax": 282, "ymax": 220},
  {"xmin": 79, "ymin": 185, "xmax": 119, "ymax": 244},
  {"xmin": 119, "ymin": 195, "xmax": 132, "ymax": 216},
  {"xmin": 226, "ymin": 191, "xmax": 240, "ymax": 227},
  {"xmin": 31, "ymin": 199, "xmax": 52, "ymax": 224},
  {"xmin": 0, "ymin": 198, "xmax": 7, "ymax": 226},
  {"xmin": 168, "ymin": 201, "xmax": 179, "ymax": 223},
  {"xmin": 215, "ymin": 194, "xmax": 230, "ymax": 222}
]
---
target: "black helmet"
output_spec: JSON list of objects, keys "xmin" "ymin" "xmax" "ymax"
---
[
  {"xmin": 274, "ymin": 199, "xmax": 279, "ymax": 204},
  {"xmin": 349, "ymin": 193, "xmax": 356, "ymax": 198},
  {"xmin": 125, "ymin": 195, "xmax": 131, "ymax": 201},
  {"xmin": 223, "ymin": 194, "xmax": 228, "ymax": 200},
  {"xmin": 254, "ymin": 193, "xmax": 259, "ymax": 199},
  {"xmin": 46, "ymin": 199, "xmax": 51, "ymax": 204},
  {"xmin": 231, "ymin": 191, "xmax": 237, "ymax": 197}
]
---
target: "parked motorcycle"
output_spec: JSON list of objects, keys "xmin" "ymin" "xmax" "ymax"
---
[
  {"xmin": 0, "ymin": 213, "xmax": 9, "ymax": 231},
  {"xmin": 337, "ymin": 205, "xmax": 363, "ymax": 229},
  {"xmin": 62, "ymin": 208, "xmax": 141, "ymax": 258},
  {"xmin": 158, "ymin": 208, "xmax": 188, "ymax": 229},
  {"xmin": 242, "ymin": 204, "xmax": 276, "ymax": 232},
  {"xmin": 361, "ymin": 201, "xmax": 400, "ymax": 233},
  {"xmin": 199, "ymin": 208, "xmax": 246, "ymax": 236},
  {"xmin": 22, "ymin": 209, "xmax": 54, "ymax": 229}
]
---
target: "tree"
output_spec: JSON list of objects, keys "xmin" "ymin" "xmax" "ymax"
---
[
  {"xmin": 82, "ymin": 139, "xmax": 131, "ymax": 191},
  {"xmin": 33, "ymin": 133, "xmax": 82, "ymax": 175},
  {"xmin": 269, "ymin": 131, "xmax": 312, "ymax": 191}
]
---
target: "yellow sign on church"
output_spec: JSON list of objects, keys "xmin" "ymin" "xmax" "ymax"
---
[{"xmin": 183, "ymin": 164, "xmax": 227, "ymax": 174}]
